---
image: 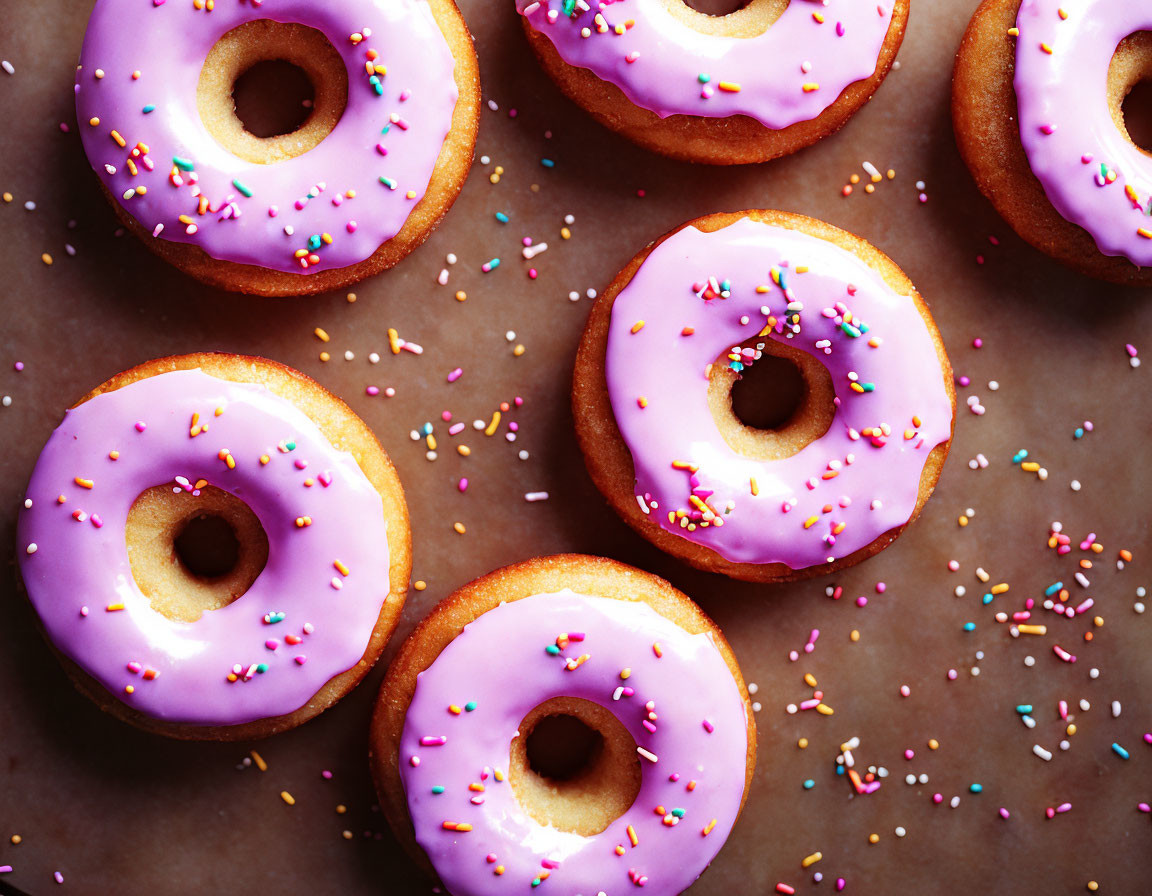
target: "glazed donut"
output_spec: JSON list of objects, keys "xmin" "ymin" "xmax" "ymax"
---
[
  {"xmin": 371, "ymin": 554, "xmax": 755, "ymax": 896},
  {"xmin": 515, "ymin": 0, "xmax": 908, "ymax": 164},
  {"xmin": 573, "ymin": 210, "xmax": 955, "ymax": 583},
  {"xmin": 75, "ymin": 0, "xmax": 479, "ymax": 296},
  {"xmin": 16, "ymin": 353, "xmax": 411, "ymax": 740},
  {"xmin": 954, "ymin": 0, "xmax": 1152, "ymax": 285}
]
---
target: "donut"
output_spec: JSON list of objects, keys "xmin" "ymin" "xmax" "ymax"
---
[
  {"xmin": 15, "ymin": 353, "xmax": 411, "ymax": 740},
  {"xmin": 573, "ymin": 210, "xmax": 956, "ymax": 583},
  {"xmin": 514, "ymin": 0, "xmax": 908, "ymax": 164},
  {"xmin": 75, "ymin": 0, "xmax": 480, "ymax": 296},
  {"xmin": 371, "ymin": 554, "xmax": 755, "ymax": 895},
  {"xmin": 953, "ymin": 0, "xmax": 1152, "ymax": 285}
]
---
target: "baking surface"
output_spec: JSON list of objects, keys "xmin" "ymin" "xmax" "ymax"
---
[{"xmin": 1, "ymin": 1, "xmax": 1150, "ymax": 893}]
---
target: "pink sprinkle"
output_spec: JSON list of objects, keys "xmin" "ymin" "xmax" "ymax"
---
[
  {"xmin": 447, "ymin": 367, "xmax": 463, "ymax": 383},
  {"xmin": 376, "ymin": 143, "xmax": 388, "ymax": 155},
  {"xmin": 294, "ymin": 655, "xmax": 307, "ymax": 665},
  {"xmin": 90, "ymin": 514, "xmax": 103, "ymax": 528},
  {"xmin": 14, "ymin": 361, "xmax": 23, "ymax": 371},
  {"xmin": 702, "ymin": 719, "xmax": 714, "ymax": 733},
  {"xmin": 999, "ymin": 807, "xmax": 1010, "ymax": 819},
  {"xmin": 55, "ymin": 872, "xmax": 64, "ymax": 884},
  {"xmin": 486, "ymin": 854, "xmax": 497, "ymax": 864},
  {"xmin": 933, "ymin": 793, "xmax": 943, "ymax": 804},
  {"xmin": 856, "ymin": 596, "xmax": 868, "ymax": 607},
  {"xmin": 268, "ymin": 205, "xmax": 278, "ymax": 217},
  {"xmin": 875, "ymin": 582, "xmax": 886, "ymax": 593},
  {"xmin": 449, "ymin": 422, "xmax": 465, "ymax": 435},
  {"xmin": 1139, "ymin": 802, "xmax": 1151, "ymax": 812},
  {"xmin": 295, "ymin": 458, "xmax": 308, "ymax": 470},
  {"xmin": 1040, "ymin": 124, "xmax": 1056, "ymax": 135},
  {"xmin": 346, "ymin": 221, "xmax": 358, "ymax": 233},
  {"xmin": 1126, "ymin": 343, "xmax": 1139, "ymax": 357},
  {"xmin": 420, "ymin": 735, "xmax": 447, "ymax": 746},
  {"xmin": 904, "ymin": 749, "xmax": 915, "ymax": 760},
  {"xmin": 900, "ymin": 685, "xmax": 911, "ymax": 697},
  {"xmin": 836, "ymin": 21, "xmax": 844, "ymax": 36},
  {"xmin": 366, "ymin": 386, "xmax": 380, "ymax": 396},
  {"xmin": 409, "ymin": 755, "xmax": 420, "ymax": 767},
  {"xmin": 1053, "ymin": 644, "xmax": 1076, "ymax": 663},
  {"xmin": 265, "ymin": 639, "xmax": 279, "ymax": 650},
  {"xmin": 972, "ymin": 338, "xmax": 983, "ymax": 348},
  {"xmin": 135, "ymin": 421, "xmax": 146, "ymax": 432},
  {"xmin": 948, "ymin": 560, "xmax": 960, "ymax": 571},
  {"xmin": 321, "ymin": 769, "xmax": 333, "ymax": 779},
  {"xmin": 80, "ymin": 606, "xmax": 89, "ymax": 617},
  {"xmin": 0, "ymin": 866, "xmax": 11, "ymax": 873},
  {"xmin": 947, "ymin": 669, "xmax": 958, "ymax": 680},
  {"xmin": 458, "ymin": 478, "xmax": 468, "ymax": 493},
  {"xmin": 836, "ymin": 880, "xmax": 846, "ymax": 892}
]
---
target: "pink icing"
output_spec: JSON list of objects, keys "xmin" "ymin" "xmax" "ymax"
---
[
  {"xmin": 1015, "ymin": 0, "xmax": 1152, "ymax": 266},
  {"xmin": 516, "ymin": 0, "xmax": 893, "ymax": 128},
  {"xmin": 75, "ymin": 0, "xmax": 459, "ymax": 274},
  {"xmin": 399, "ymin": 591, "xmax": 749, "ymax": 896},
  {"xmin": 604, "ymin": 217, "xmax": 953, "ymax": 569},
  {"xmin": 16, "ymin": 369, "xmax": 393, "ymax": 726}
]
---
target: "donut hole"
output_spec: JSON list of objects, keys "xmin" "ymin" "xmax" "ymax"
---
[
  {"xmin": 708, "ymin": 337, "xmax": 835, "ymax": 461},
  {"xmin": 231, "ymin": 60, "xmax": 315, "ymax": 139},
  {"xmin": 509, "ymin": 697, "xmax": 642, "ymax": 837},
  {"xmin": 198, "ymin": 20, "xmax": 348, "ymax": 165},
  {"xmin": 127, "ymin": 484, "xmax": 270, "ymax": 623},
  {"xmin": 1109, "ymin": 31, "xmax": 1152, "ymax": 156},
  {"xmin": 674, "ymin": 0, "xmax": 787, "ymax": 37}
]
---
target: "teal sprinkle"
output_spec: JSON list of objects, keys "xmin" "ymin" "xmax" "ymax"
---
[
  {"xmin": 697, "ymin": 73, "xmax": 711, "ymax": 84},
  {"xmin": 531, "ymin": 879, "xmax": 542, "ymax": 889},
  {"xmin": 285, "ymin": 441, "xmax": 296, "ymax": 451},
  {"xmin": 982, "ymin": 593, "xmax": 994, "ymax": 605},
  {"xmin": 545, "ymin": 645, "xmax": 561, "ymax": 656},
  {"xmin": 562, "ymin": 0, "xmax": 576, "ymax": 14},
  {"xmin": 1045, "ymin": 582, "xmax": 1063, "ymax": 597},
  {"xmin": 1016, "ymin": 705, "xmax": 1033, "ymax": 714},
  {"xmin": 431, "ymin": 785, "xmax": 445, "ymax": 794},
  {"xmin": 541, "ymin": 158, "xmax": 555, "ymax": 168},
  {"xmin": 720, "ymin": 279, "xmax": 731, "ymax": 292},
  {"xmin": 380, "ymin": 124, "xmax": 391, "ymax": 135},
  {"xmin": 142, "ymin": 104, "xmax": 156, "ymax": 114},
  {"xmin": 266, "ymin": 612, "xmax": 286, "ymax": 624},
  {"xmin": 1100, "ymin": 162, "xmax": 1109, "ymax": 179},
  {"xmin": 256, "ymin": 663, "xmax": 269, "ymax": 674},
  {"xmin": 858, "ymin": 322, "xmax": 870, "ymax": 334},
  {"xmin": 842, "ymin": 322, "xmax": 862, "ymax": 338},
  {"xmin": 172, "ymin": 156, "xmax": 194, "ymax": 171},
  {"xmin": 1012, "ymin": 449, "xmax": 1028, "ymax": 463},
  {"xmin": 495, "ymin": 212, "xmax": 509, "ymax": 223},
  {"xmin": 671, "ymin": 808, "xmax": 685, "ymax": 818},
  {"xmin": 379, "ymin": 175, "xmax": 398, "ymax": 190},
  {"xmin": 835, "ymin": 765, "xmax": 845, "ymax": 777},
  {"xmin": 1113, "ymin": 743, "xmax": 1130, "ymax": 760},
  {"xmin": 421, "ymin": 422, "xmax": 434, "ymax": 436},
  {"xmin": 859, "ymin": 382, "xmax": 875, "ymax": 392},
  {"xmin": 963, "ymin": 621, "xmax": 976, "ymax": 632},
  {"xmin": 1073, "ymin": 427, "xmax": 1085, "ymax": 439},
  {"xmin": 969, "ymin": 783, "xmax": 983, "ymax": 794},
  {"xmin": 728, "ymin": 361, "xmax": 745, "ymax": 373},
  {"xmin": 464, "ymin": 701, "xmax": 477, "ymax": 712},
  {"xmin": 803, "ymin": 779, "xmax": 815, "ymax": 790},
  {"xmin": 232, "ymin": 179, "xmax": 253, "ymax": 198},
  {"xmin": 308, "ymin": 234, "xmax": 323, "ymax": 251},
  {"xmin": 369, "ymin": 75, "xmax": 383, "ymax": 96},
  {"xmin": 484, "ymin": 258, "xmax": 501, "ymax": 270}
]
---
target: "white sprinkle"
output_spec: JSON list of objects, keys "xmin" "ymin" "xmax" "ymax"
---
[
  {"xmin": 369, "ymin": 352, "xmax": 381, "ymax": 364},
  {"xmin": 1033, "ymin": 745, "xmax": 1053, "ymax": 761},
  {"xmin": 895, "ymin": 826, "xmax": 906, "ymax": 838},
  {"xmin": 2, "ymin": 60, "xmax": 14, "ymax": 75},
  {"xmin": 988, "ymin": 380, "xmax": 999, "ymax": 390},
  {"xmin": 636, "ymin": 746, "xmax": 658, "ymax": 763},
  {"xmin": 751, "ymin": 702, "xmax": 761, "ymax": 712},
  {"xmin": 1111, "ymin": 700, "xmax": 1121, "ymax": 718},
  {"xmin": 24, "ymin": 200, "xmax": 35, "ymax": 211},
  {"xmin": 1024, "ymin": 655, "xmax": 1035, "ymax": 667},
  {"xmin": 1, "ymin": 396, "xmax": 11, "ymax": 407},
  {"xmin": 1089, "ymin": 667, "xmax": 1099, "ymax": 680},
  {"xmin": 344, "ymin": 350, "xmax": 354, "ymax": 361},
  {"xmin": 518, "ymin": 450, "xmax": 529, "ymax": 460},
  {"xmin": 524, "ymin": 491, "xmax": 549, "ymax": 502},
  {"xmin": 446, "ymin": 253, "xmax": 458, "ymax": 264},
  {"xmin": 747, "ymin": 682, "xmax": 758, "ymax": 695},
  {"xmin": 950, "ymin": 796, "xmax": 960, "ymax": 808},
  {"xmin": 1070, "ymin": 480, "xmax": 1081, "ymax": 491},
  {"xmin": 1080, "ymin": 699, "xmax": 1090, "ymax": 711},
  {"xmin": 25, "ymin": 543, "xmax": 37, "ymax": 554}
]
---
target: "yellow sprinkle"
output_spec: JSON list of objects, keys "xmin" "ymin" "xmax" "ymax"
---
[
  {"xmin": 652, "ymin": 642, "xmax": 663, "ymax": 658},
  {"xmin": 637, "ymin": 396, "xmax": 648, "ymax": 409},
  {"xmin": 449, "ymin": 705, "xmax": 462, "ymax": 715},
  {"xmin": 124, "ymin": 685, "xmax": 134, "ymax": 694},
  {"xmin": 1007, "ymin": 26, "xmax": 1020, "ymax": 36},
  {"xmin": 457, "ymin": 445, "xmax": 471, "ymax": 457},
  {"xmin": 455, "ymin": 290, "xmax": 467, "ymax": 302},
  {"xmin": 928, "ymin": 739, "xmax": 939, "ymax": 750},
  {"xmin": 718, "ymin": 81, "xmax": 741, "ymax": 93},
  {"xmin": 702, "ymin": 818, "xmax": 718, "ymax": 836},
  {"xmin": 850, "ymin": 630, "xmax": 860, "ymax": 642},
  {"xmin": 803, "ymin": 515, "xmax": 818, "ymax": 529},
  {"xmin": 816, "ymin": 703, "xmax": 834, "ymax": 716},
  {"xmin": 453, "ymin": 521, "xmax": 466, "ymax": 534},
  {"xmin": 333, "ymin": 559, "xmax": 350, "ymax": 577},
  {"xmin": 750, "ymin": 477, "xmax": 759, "ymax": 496},
  {"xmin": 560, "ymin": 227, "xmax": 571, "ymax": 240},
  {"xmin": 346, "ymin": 292, "xmax": 357, "ymax": 303},
  {"xmin": 803, "ymin": 673, "xmax": 818, "ymax": 688},
  {"xmin": 110, "ymin": 129, "xmax": 126, "ymax": 147},
  {"xmin": 484, "ymin": 411, "xmax": 501, "ymax": 436},
  {"xmin": 958, "ymin": 515, "xmax": 969, "ymax": 527},
  {"xmin": 620, "ymin": 667, "xmax": 631, "ymax": 680},
  {"xmin": 627, "ymin": 824, "xmax": 638, "ymax": 847},
  {"xmin": 1067, "ymin": 723, "xmax": 1077, "ymax": 736},
  {"xmin": 10, "ymin": 835, "xmax": 21, "ymax": 845},
  {"xmin": 1138, "ymin": 227, "xmax": 1152, "ymax": 240},
  {"xmin": 802, "ymin": 82, "xmax": 820, "ymax": 93},
  {"xmin": 88, "ymin": 116, "xmax": 100, "ymax": 126},
  {"xmin": 798, "ymin": 737, "xmax": 809, "ymax": 749},
  {"xmin": 41, "ymin": 253, "xmax": 53, "ymax": 266},
  {"xmin": 1040, "ymin": 42, "xmax": 1053, "ymax": 54},
  {"xmin": 319, "ymin": 351, "xmax": 330, "ymax": 362},
  {"xmin": 388, "ymin": 328, "xmax": 401, "ymax": 354},
  {"xmin": 1017, "ymin": 624, "xmax": 1048, "ymax": 635},
  {"xmin": 250, "ymin": 750, "xmax": 267, "ymax": 771},
  {"xmin": 314, "ymin": 327, "xmax": 330, "ymax": 342},
  {"xmin": 991, "ymin": 583, "xmax": 1009, "ymax": 594},
  {"xmin": 414, "ymin": 580, "xmax": 427, "ymax": 591},
  {"xmin": 513, "ymin": 344, "xmax": 526, "ymax": 357},
  {"xmin": 74, "ymin": 477, "xmax": 94, "ymax": 489},
  {"xmin": 802, "ymin": 852, "xmax": 823, "ymax": 868},
  {"xmin": 280, "ymin": 791, "xmax": 296, "ymax": 806},
  {"xmin": 869, "ymin": 833, "xmax": 880, "ymax": 844},
  {"xmin": 106, "ymin": 603, "xmax": 124, "ymax": 612},
  {"xmin": 1021, "ymin": 461, "xmax": 1041, "ymax": 472},
  {"xmin": 260, "ymin": 454, "xmax": 270, "ymax": 465},
  {"xmin": 631, "ymin": 320, "xmax": 645, "ymax": 334},
  {"xmin": 1087, "ymin": 882, "xmax": 1098, "ymax": 892}
]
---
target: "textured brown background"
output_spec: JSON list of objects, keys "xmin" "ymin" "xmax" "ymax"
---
[{"xmin": 1, "ymin": 1, "xmax": 1150, "ymax": 893}]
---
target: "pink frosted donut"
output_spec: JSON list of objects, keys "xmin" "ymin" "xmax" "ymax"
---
[
  {"xmin": 75, "ymin": 0, "xmax": 479, "ymax": 295},
  {"xmin": 16, "ymin": 355, "xmax": 410, "ymax": 739}
]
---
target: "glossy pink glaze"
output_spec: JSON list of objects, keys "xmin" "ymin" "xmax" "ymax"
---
[
  {"xmin": 76, "ymin": 0, "xmax": 459, "ymax": 274},
  {"xmin": 1015, "ymin": 0, "xmax": 1152, "ymax": 266},
  {"xmin": 604, "ymin": 217, "xmax": 953, "ymax": 570},
  {"xmin": 517, "ymin": 0, "xmax": 894, "ymax": 128},
  {"xmin": 17, "ymin": 369, "xmax": 393, "ymax": 726},
  {"xmin": 399, "ymin": 591, "xmax": 749, "ymax": 896}
]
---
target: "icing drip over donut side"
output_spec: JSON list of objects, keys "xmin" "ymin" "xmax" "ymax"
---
[
  {"xmin": 75, "ymin": 0, "xmax": 458, "ymax": 273},
  {"xmin": 604, "ymin": 218, "xmax": 953, "ymax": 569},
  {"xmin": 516, "ymin": 0, "xmax": 894, "ymax": 128},
  {"xmin": 1015, "ymin": 0, "xmax": 1152, "ymax": 266},
  {"xmin": 16, "ymin": 369, "xmax": 393, "ymax": 726},
  {"xmin": 399, "ymin": 592, "xmax": 749, "ymax": 896}
]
